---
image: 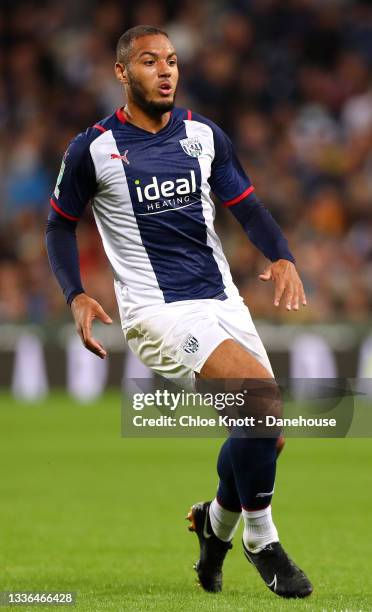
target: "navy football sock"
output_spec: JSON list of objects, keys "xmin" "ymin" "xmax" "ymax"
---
[
  {"xmin": 216, "ymin": 437, "xmax": 277, "ymax": 511},
  {"xmin": 228, "ymin": 437, "xmax": 277, "ymax": 510},
  {"xmin": 216, "ymin": 439, "xmax": 241, "ymax": 511}
]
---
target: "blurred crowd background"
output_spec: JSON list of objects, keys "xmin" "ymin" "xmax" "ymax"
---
[{"xmin": 1, "ymin": 0, "xmax": 371, "ymax": 325}]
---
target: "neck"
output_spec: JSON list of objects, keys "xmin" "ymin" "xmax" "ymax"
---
[{"xmin": 123, "ymin": 101, "xmax": 171, "ymax": 134}]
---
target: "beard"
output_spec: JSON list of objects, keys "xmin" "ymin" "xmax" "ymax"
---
[{"xmin": 127, "ymin": 71, "xmax": 176, "ymax": 117}]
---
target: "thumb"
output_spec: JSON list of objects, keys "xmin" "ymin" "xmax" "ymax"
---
[
  {"xmin": 96, "ymin": 305, "xmax": 113, "ymax": 324},
  {"xmin": 259, "ymin": 266, "xmax": 272, "ymax": 282}
]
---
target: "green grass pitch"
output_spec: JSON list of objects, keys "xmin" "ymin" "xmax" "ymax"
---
[{"xmin": 0, "ymin": 391, "xmax": 371, "ymax": 611}]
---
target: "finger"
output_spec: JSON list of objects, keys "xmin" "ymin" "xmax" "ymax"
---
[
  {"xmin": 292, "ymin": 286, "xmax": 300, "ymax": 311},
  {"xmin": 300, "ymin": 283, "xmax": 307, "ymax": 306},
  {"xmin": 259, "ymin": 267, "xmax": 272, "ymax": 282},
  {"xmin": 84, "ymin": 337, "xmax": 107, "ymax": 359},
  {"xmin": 95, "ymin": 305, "xmax": 113, "ymax": 325},
  {"xmin": 81, "ymin": 317, "xmax": 107, "ymax": 358},
  {"xmin": 274, "ymin": 282, "xmax": 286, "ymax": 307},
  {"xmin": 285, "ymin": 285, "xmax": 294, "ymax": 311}
]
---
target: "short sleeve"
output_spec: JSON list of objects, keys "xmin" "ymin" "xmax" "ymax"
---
[
  {"xmin": 209, "ymin": 124, "xmax": 255, "ymax": 206},
  {"xmin": 49, "ymin": 132, "xmax": 97, "ymax": 221}
]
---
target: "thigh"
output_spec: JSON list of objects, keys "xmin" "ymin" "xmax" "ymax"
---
[
  {"xmin": 199, "ymin": 338, "xmax": 273, "ymax": 379},
  {"xmin": 198, "ymin": 337, "xmax": 282, "ymax": 433}
]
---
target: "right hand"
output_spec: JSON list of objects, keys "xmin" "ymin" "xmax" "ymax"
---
[{"xmin": 71, "ymin": 293, "xmax": 113, "ymax": 359}]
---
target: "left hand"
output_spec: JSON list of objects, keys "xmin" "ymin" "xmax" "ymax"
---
[{"xmin": 259, "ymin": 259, "xmax": 307, "ymax": 311}]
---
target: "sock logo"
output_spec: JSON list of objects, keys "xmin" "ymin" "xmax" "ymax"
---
[{"xmin": 256, "ymin": 488, "xmax": 275, "ymax": 498}]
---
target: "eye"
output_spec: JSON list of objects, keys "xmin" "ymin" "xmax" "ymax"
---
[
  {"xmin": 144, "ymin": 60, "xmax": 155, "ymax": 66},
  {"xmin": 168, "ymin": 59, "xmax": 177, "ymax": 66}
]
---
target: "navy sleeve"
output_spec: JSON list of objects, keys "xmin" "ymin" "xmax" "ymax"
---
[
  {"xmin": 229, "ymin": 200, "xmax": 295, "ymax": 263},
  {"xmin": 49, "ymin": 131, "xmax": 97, "ymax": 220},
  {"xmin": 46, "ymin": 131, "xmax": 97, "ymax": 304},
  {"xmin": 45, "ymin": 215, "xmax": 84, "ymax": 305}
]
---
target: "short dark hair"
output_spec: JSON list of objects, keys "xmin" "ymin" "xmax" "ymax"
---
[{"xmin": 116, "ymin": 25, "xmax": 169, "ymax": 65}]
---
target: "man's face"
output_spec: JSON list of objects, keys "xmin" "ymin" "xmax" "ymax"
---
[{"xmin": 117, "ymin": 35, "xmax": 179, "ymax": 116}]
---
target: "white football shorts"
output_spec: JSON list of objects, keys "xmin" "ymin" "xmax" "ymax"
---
[{"xmin": 122, "ymin": 295, "xmax": 274, "ymax": 383}]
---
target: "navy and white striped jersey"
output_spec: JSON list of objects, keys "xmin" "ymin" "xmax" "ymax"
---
[{"xmin": 50, "ymin": 107, "xmax": 255, "ymax": 317}]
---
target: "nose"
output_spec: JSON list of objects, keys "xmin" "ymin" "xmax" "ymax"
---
[{"xmin": 158, "ymin": 60, "xmax": 171, "ymax": 77}]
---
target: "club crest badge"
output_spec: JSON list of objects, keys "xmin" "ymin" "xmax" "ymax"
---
[
  {"xmin": 179, "ymin": 137, "xmax": 203, "ymax": 158},
  {"xmin": 182, "ymin": 334, "xmax": 200, "ymax": 354}
]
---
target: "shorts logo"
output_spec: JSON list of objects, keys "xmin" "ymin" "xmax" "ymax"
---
[
  {"xmin": 182, "ymin": 334, "xmax": 199, "ymax": 354},
  {"xmin": 179, "ymin": 137, "xmax": 202, "ymax": 158}
]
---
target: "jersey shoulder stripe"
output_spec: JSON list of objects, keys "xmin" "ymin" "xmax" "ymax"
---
[
  {"xmin": 93, "ymin": 123, "xmax": 107, "ymax": 133},
  {"xmin": 223, "ymin": 185, "xmax": 255, "ymax": 207},
  {"xmin": 49, "ymin": 196, "xmax": 80, "ymax": 221}
]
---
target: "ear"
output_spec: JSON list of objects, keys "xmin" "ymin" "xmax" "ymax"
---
[{"xmin": 115, "ymin": 62, "xmax": 128, "ymax": 85}]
